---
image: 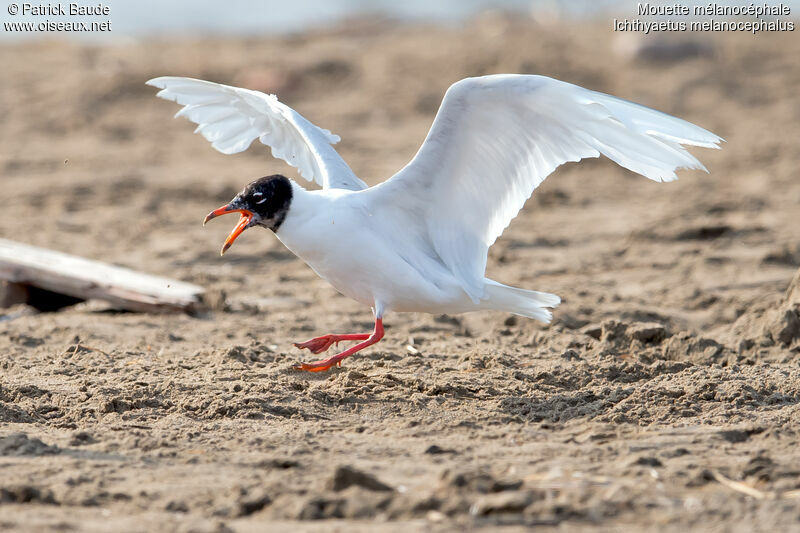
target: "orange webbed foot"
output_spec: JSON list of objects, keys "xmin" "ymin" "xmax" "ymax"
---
[{"xmin": 293, "ymin": 335, "xmax": 338, "ymax": 354}]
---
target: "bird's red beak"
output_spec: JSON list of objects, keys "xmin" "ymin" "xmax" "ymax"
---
[{"xmin": 203, "ymin": 204, "xmax": 254, "ymax": 256}]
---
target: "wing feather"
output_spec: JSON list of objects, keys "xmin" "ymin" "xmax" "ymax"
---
[
  {"xmin": 147, "ymin": 76, "xmax": 366, "ymax": 191},
  {"xmin": 370, "ymin": 74, "xmax": 722, "ymax": 301}
]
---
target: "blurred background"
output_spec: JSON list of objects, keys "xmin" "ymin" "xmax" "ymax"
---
[
  {"xmin": 0, "ymin": 1, "xmax": 685, "ymax": 39},
  {"xmin": 2, "ymin": 0, "xmax": 798, "ymax": 325},
  {"xmin": 2, "ymin": 2, "xmax": 800, "ymax": 531},
  {"xmin": 3, "ymin": 0, "xmax": 798, "ymax": 40},
  {"xmin": 1, "ymin": 0, "xmax": 798, "ymax": 322}
]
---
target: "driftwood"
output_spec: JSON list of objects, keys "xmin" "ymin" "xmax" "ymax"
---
[{"xmin": 0, "ymin": 239, "xmax": 204, "ymax": 313}]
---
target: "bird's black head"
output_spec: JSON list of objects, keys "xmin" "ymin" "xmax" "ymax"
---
[{"xmin": 203, "ymin": 174, "xmax": 293, "ymax": 255}]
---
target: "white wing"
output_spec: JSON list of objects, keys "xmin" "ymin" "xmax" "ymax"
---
[
  {"xmin": 146, "ymin": 76, "xmax": 367, "ymax": 191},
  {"xmin": 370, "ymin": 74, "xmax": 722, "ymax": 301}
]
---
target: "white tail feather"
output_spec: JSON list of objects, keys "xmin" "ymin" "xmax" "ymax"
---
[{"xmin": 481, "ymin": 280, "xmax": 561, "ymax": 323}]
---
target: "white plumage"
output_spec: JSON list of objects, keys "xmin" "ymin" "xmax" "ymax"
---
[
  {"xmin": 147, "ymin": 76, "xmax": 367, "ymax": 190},
  {"xmin": 148, "ymin": 74, "xmax": 721, "ymax": 371},
  {"xmin": 369, "ymin": 75, "xmax": 720, "ymax": 302}
]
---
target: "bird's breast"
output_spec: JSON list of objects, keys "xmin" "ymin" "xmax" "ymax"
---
[{"xmin": 275, "ymin": 196, "xmax": 468, "ymax": 312}]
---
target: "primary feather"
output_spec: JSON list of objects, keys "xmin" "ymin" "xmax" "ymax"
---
[
  {"xmin": 369, "ymin": 74, "xmax": 722, "ymax": 302},
  {"xmin": 146, "ymin": 76, "xmax": 367, "ymax": 191}
]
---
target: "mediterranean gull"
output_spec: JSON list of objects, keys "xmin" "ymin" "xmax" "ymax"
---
[{"xmin": 147, "ymin": 74, "xmax": 721, "ymax": 371}]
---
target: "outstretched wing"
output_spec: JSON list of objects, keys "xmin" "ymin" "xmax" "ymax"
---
[
  {"xmin": 146, "ymin": 76, "xmax": 367, "ymax": 191},
  {"xmin": 370, "ymin": 74, "xmax": 722, "ymax": 301}
]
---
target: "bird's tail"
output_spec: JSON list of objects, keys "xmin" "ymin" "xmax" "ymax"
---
[{"xmin": 481, "ymin": 279, "xmax": 561, "ymax": 323}]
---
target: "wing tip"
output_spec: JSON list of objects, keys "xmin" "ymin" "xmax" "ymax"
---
[
  {"xmin": 146, "ymin": 77, "xmax": 169, "ymax": 89},
  {"xmin": 147, "ymin": 75, "xmax": 362, "ymax": 190},
  {"xmin": 146, "ymin": 76, "xmax": 214, "ymax": 91}
]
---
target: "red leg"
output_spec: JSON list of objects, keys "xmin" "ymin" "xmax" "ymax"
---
[
  {"xmin": 296, "ymin": 318, "xmax": 384, "ymax": 372},
  {"xmin": 293, "ymin": 332, "xmax": 370, "ymax": 354}
]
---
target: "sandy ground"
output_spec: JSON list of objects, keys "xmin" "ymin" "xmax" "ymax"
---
[{"xmin": 1, "ymin": 15, "xmax": 800, "ymax": 532}]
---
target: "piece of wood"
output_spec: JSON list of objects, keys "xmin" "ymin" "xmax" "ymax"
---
[{"xmin": 0, "ymin": 239, "xmax": 205, "ymax": 313}]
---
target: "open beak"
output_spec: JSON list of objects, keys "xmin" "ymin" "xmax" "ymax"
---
[{"xmin": 203, "ymin": 204, "xmax": 254, "ymax": 256}]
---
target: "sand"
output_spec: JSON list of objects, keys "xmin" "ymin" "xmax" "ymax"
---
[{"xmin": 1, "ymin": 15, "xmax": 799, "ymax": 532}]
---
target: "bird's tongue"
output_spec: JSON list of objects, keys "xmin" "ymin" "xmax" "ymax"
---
[{"xmin": 203, "ymin": 205, "xmax": 253, "ymax": 256}]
